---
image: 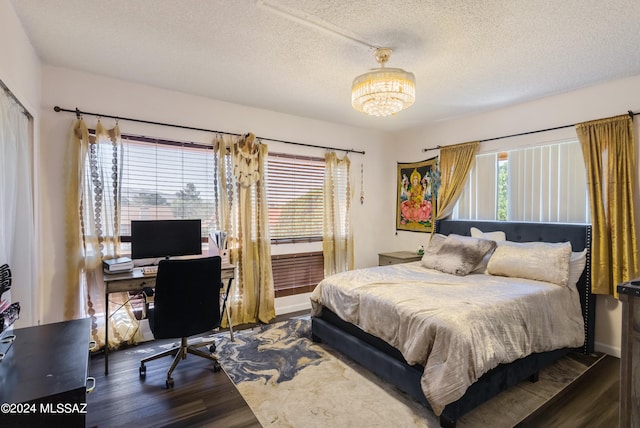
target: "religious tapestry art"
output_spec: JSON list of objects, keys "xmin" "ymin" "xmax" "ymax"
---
[{"xmin": 396, "ymin": 157, "xmax": 438, "ymax": 232}]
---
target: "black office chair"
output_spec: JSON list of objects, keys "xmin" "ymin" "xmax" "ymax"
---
[{"xmin": 139, "ymin": 256, "xmax": 222, "ymax": 388}]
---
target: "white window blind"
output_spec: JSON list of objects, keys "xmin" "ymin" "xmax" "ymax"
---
[
  {"xmin": 454, "ymin": 153, "xmax": 498, "ymax": 220},
  {"xmin": 119, "ymin": 136, "xmax": 215, "ymax": 239},
  {"xmin": 508, "ymin": 142, "xmax": 589, "ymax": 222},
  {"xmin": 266, "ymin": 153, "xmax": 325, "ymax": 243},
  {"xmin": 271, "ymin": 251, "xmax": 324, "ymax": 297},
  {"xmin": 453, "ymin": 140, "xmax": 589, "ymax": 223}
]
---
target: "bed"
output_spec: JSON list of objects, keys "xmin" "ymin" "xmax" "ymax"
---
[{"xmin": 310, "ymin": 219, "xmax": 595, "ymax": 428}]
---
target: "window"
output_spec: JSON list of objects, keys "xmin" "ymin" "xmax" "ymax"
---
[
  {"xmin": 271, "ymin": 252, "xmax": 324, "ymax": 297},
  {"xmin": 117, "ymin": 135, "xmax": 216, "ymax": 248},
  {"xmin": 454, "ymin": 140, "xmax": 589, "ymax": 223},
  {"xmin": 112, "ymin": 137, "xmax": 326, "ymax": 296},
  {"xmin": 266, "ymin": 153, "xmax": 326, "ymax": 295},
  {"xmin": 266, "ymin": 153, "xmax": 325, "ymax": 243}
]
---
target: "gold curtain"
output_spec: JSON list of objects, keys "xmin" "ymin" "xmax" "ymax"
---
[
  {"xmin": 436, "ymin": 141, "xmax": 480, "ymax": 219},
  {"xmin": 64, "ymin": 118, "xmax": 89, "ymax": 321},
  {"xmin": 213, "ymin": 133, "xmax": 275, "ymax": 325},
  {"xmin": 64, "ymin": 120, "xmax": 141, "ymax": 350},
  {"xmin": 323, "ymin": 152, "xmax": 354, "ymax": 276},
  {"xmin": 576, "ymin": 114, "xmax": 639, "ymax": 297}
]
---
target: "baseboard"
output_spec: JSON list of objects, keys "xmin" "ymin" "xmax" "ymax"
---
[
  {"xmin": 275, "ymin": 293, "xmax": 312, "ymax": 315},
  {"xmin": 594, "ymin": 341, "xmax": 620, "ymax": 358}
]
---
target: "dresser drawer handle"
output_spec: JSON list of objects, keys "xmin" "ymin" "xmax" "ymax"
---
[{"xmin": 86, "ymin": 376, "xmax": 96, "ymax": 394}]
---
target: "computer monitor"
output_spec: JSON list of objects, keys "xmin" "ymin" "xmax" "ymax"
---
[{"xmin": 130, "ymin": 219, "xmax": 202, "ymax": 260}]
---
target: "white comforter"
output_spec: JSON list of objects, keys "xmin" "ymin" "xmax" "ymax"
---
[{"xmin": 310, "ymin": 262, "xmax": 585, "ymax": 416}]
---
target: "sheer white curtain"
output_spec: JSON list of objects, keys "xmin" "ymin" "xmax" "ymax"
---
[
  {"xmin": 65, "ymin": 120, "xmax": 141, "ymax": 350},
  {"xmin": 454, "ymin": 153, "xmax": 498, "ymax": 220},
  {"xmin": 0, "ymin": 89, "xmax": 35, "ymax": 327},
  {"xmin": 508, "ymin": 141, "xmax": 588, "ymax": 222},
  {"xmin": 323, "ymin": 152, "xmax": 353, "ymax": 276},
  {"xmin": 213, "ymin": 133, "xmax": 275, "ymax": 325}
]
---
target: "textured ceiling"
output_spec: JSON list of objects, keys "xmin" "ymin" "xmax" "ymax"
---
[{"xmin": 9, "ymin": 0, "xmax": 640, "ymax": 131}]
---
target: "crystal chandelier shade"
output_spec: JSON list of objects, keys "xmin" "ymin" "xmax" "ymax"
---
[{"xmin": 351, "ymin": 48, "xmax": 416, "ymax": 117}]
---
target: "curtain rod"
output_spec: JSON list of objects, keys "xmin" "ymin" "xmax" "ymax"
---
[
  {"xmin": 53, "ymin": 106, "xmax": 365, "ymax": 155},
  {"xmin": 422, "ymin": 110, "xmax": 638, "ymax": 152},
  {"xmin": 1, "ymin": 80, "xmax": 33, "ymax": 119}
]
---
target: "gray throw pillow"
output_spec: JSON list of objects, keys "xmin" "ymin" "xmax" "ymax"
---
[{"xmin": 421, "ymin": 234, "xmax": 497, "ymax": 276}]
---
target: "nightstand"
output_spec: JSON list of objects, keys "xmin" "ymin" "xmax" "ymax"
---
[{"xmin": 378, "ymin": 251, "xmax": 422, "ymax": 266}]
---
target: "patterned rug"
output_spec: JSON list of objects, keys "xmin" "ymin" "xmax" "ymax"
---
[{"xmin": 216, "ymin": 318, "xmax": 597, "ymax": 428}]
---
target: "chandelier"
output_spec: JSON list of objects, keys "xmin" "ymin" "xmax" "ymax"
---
[{"xmin": 351, "ymin": 48, "xmax": 416, "ymax": 117}]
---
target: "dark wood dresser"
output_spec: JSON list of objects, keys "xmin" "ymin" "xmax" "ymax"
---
[
  {"xmin": 0, "ymin": 318, "xmax": 92, "ymax": 427},
  {"xmin": 618, "ymin": 281, "xmax": 640, "ymax": 428}
]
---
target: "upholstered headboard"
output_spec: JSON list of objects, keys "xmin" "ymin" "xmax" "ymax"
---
[{"xmin": 436, "ymin": 219, "xmax": 595, "ymax": 354}]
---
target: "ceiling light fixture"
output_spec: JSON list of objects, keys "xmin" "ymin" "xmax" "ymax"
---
[{"xmin": 352, "ymin": 48, "xmax": 416, "ymax": 117}]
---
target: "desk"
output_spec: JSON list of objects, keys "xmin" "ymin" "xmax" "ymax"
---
[{"xmin": 103, "ymin": 263, "xmax": 235, "ymax": 375}]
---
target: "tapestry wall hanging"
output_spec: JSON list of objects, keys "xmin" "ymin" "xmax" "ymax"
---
[{"xmin": 396, "ymin": 157, "xmax": 438, "ymax": 232}]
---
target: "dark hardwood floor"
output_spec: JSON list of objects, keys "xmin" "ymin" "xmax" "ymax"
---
[
  {"xmin": 87, "ymin": 312, "xmax": 306, "ymax": 428},
  {"xmin": 87, "ymin": 311, "xmax": 621, "ymax": 428},
  {"xmin": 518, "ymin": 354, "xmax": 620, "ymax": 428}
]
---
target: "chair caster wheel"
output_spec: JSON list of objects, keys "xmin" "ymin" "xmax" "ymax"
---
[
  {"xmin": 213, "ymin": 361, "xmax": 221, "ymax": 372},
  {"xmin": 139, "ymin": 364, "xmax": 146, "ymax": 378},
  {"xmin": 209, "ymin": 344, "xmax": 216, "ymax": 353},
  {"xmin": 166, "ymin": 378, "xmax": 174, "ymax": 388}
]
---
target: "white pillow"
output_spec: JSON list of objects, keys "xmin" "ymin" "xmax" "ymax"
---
[
  {"xmin": 568, "ymin": 249, "xmax": 588, "ymax": 287},
  {"xmin": 421, "ymin": 234, "xmax": 497, "ymax": 276},
  {"xmin": 487, "ymin": 241, "xmax": 572, "ymax": 286},
  {"xmin": 469, "ymin": 227, "xmax": 506, "ymax": 273},
  {"xmin": 470, "ymin": 227, "xmax": 506, "ymax": 242}
]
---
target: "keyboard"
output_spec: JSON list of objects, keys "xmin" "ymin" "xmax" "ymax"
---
[{"xmin": 142, "ymin": 265, "xmax": 158, "ymax": 276}]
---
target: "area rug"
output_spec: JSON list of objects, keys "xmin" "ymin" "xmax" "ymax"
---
[{"xmin": 216, "ymin": 318, "xmax": 598, "ymax": 428}]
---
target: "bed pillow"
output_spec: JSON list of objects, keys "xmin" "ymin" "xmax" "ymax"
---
[
  {"xmin": 486, "ymin": 241, "xmax": 572, "ymax": 286},
  {"xmin": 470, "ymin": 227, "xmax": 506, "ymax": 242},
  {"xmin": 423, "ymin": 233, "xmax": 447, "ymax": 255},
  {"xmin": 469, "ymin": 227, "xmax": 506, "ymax": 273},
  {"xmin": 568, "ymin": 249, "xmax": 588, "ymax": 286},
  {"xmin": 420, "ymin": 233, "xmax": 446, "ymax": 265},
  {"xmin": 421, "ymin": 234, "xmax": 497, "ymax": 276}
]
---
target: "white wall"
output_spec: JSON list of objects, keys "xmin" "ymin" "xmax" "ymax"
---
[
  {"xmin": 38, "ymin": 65, "xmax": 388, "ymax": 323},
  {"xmin": 383, "ymin": 74, "xmax": 640, "ymax": 356},
  {"xmin": 0, "ymin": 0, "xmax": 41, "ymax": 110},
  {"xmin": 0, "ymin": 0, "xmax": 42, "ymax": 327}
]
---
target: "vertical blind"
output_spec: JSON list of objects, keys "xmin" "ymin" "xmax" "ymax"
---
[
  {"xmin": 266, "ymin": 153, "xmax": 325, "ymax": 243},
  {"xmin": 455, "ymin": 153, "xmax": 498, "ymax": 220},
  {"xmin": 453, "ymin": 140, "xmax": 589, "ymax": 223},
  {"xmin": 508, "ymin": 142, "xmax": 588, "ymax": 222}
]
